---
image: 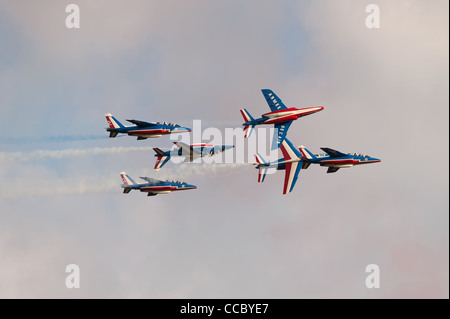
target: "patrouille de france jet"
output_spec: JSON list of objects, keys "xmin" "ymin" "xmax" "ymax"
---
[
  {"xmin": 120, "ymin": 172, "xmax": 197, "ymax": 196},
  {"xmin": 153, "ymin": 142, "xmax": 235, "ymax": 170},
  {"xmin": 105, "ymin": 113, "xmax": 191, "ymax": 140},
  {"xmin": 298, "ymin": 146, "xmax": 381, "ymax": 173},
  {"xmin": 254, "ymin": 139, "xmax": 380, "ymax": 194},
  {"xmin": 240, "ymin": 89, "xmax": 324, "ymax": 148}
]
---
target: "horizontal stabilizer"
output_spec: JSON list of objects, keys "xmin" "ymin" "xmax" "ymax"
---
[
  {"xmin": 109, "ymin": 131, "xmax": 118, "ymax": 138},
  {"xmin": 123, "ymin": 188, "xmax": 131, "ymax": 194}
]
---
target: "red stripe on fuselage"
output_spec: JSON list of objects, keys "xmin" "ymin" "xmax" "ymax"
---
[
  {"xmin": 262, "ymin": 107, "xmax": 297, "ymax": 116},
  {"xmin": 141, "ymin": 186, "xmax": 176, "ymax": 192},
  {"xmin": 128, "ymin": 129, "xmax": 170, "ymax": 135},
  {"xmin": 263, "ymin": 115, "xmax": 298, "ymax": 124},
  {"xmin": 320, "ymin": 159, "xmax": 359, "ymax": 165}
]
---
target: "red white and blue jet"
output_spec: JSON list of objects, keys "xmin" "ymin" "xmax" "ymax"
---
[
  {"xmin": 153, "ymin": 142, "xmax": 235, "ymax": 170},
  {"xmin": 120, "ymin": 172, "xmax": 197, "ymax": 196},
  {"xmin": 240, "ymin": 89, "xmax": 324, "ymax": 148},
  {"xmin": 105, "ymin": 113, "xmax": 191, "ymax": 140},
  {"xmin": 254, "ymin": 139, "xmax": 381, "ymax": 194},
  {"xmin": 298, "ymin": 146, "xmax": 381, "ymax": 173}
]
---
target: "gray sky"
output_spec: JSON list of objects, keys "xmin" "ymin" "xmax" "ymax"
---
[{"xmin": 0, "ymin": 0, "xmax": 448, "ymax": 298}]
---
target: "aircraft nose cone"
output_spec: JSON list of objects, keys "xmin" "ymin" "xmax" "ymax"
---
[{"xmin": 175, "ymin": 127, "xmax": 192, "ymax": 132}]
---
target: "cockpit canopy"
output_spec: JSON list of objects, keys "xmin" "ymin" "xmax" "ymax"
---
[
  {"xmin": 348, "ymin": 153, "xmax": 370, "ymax": 157},
  {"xmin": 156, "ymin": 121, "xmax": 181, "ymax": 127},
  {"xmin": 171, "ymin": 180, "xmax": 187, "ymax": 184}
]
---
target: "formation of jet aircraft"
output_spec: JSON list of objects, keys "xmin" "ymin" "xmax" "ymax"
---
[{"xmin": 106, "ymin": 88, "xmax": 380, "ymax": 196}]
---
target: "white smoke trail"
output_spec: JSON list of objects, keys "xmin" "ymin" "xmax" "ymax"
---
[
  {"xmin": 0, "ymin": 135, "xmax": 106, "ymax": 144},
  {"xmin": 0, "ymin": 174, "xmax": 120, "ymax": 200},
  {"xmin": 0, "ymin": 146, "xmax": 155, "ymax": 162}
]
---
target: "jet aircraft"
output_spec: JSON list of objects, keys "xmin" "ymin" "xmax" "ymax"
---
[
  {"xmin": 105, "ymin": 113, "xmax": 191, "ymax": 140},
  {"xmin": 254, "ymin": 139, "xmax": 380, "ymax": 194},
  {"xmin": 298, "ymin": 146, "xmax": 381, "ymax": 173},
  {"xmin": 240, "ymin": 89, "xmax": 323, "ymax": 148},
  {"xmin": 120, "ymin": 172, "xmax": 197, "ymax": 196},
  {"xmin": 153, "ymin": 142, "xmax": 235, "ymax": 170}
]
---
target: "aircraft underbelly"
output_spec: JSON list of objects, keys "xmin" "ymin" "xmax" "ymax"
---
[
  {"xmin": 129, "ymin": 134, "xmax": 163, "ymax": 138},
  {"xmin": 321, "ymin": 163, "xmax": 354, "ymax": 168}
]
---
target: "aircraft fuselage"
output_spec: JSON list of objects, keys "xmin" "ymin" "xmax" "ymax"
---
[{"xmin": 246, "ymin": 107, "xmax": 324, "ymax": 126}]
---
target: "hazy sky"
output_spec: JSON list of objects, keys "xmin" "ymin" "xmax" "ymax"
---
[{"xmin": 0, "ymin": 0, "xmax": 448, "ymax": 298}]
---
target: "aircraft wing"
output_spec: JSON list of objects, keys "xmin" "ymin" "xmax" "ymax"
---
[
  {"xmin": 283, "ymin": 161, "xmax": 302, "ymax": 194},
  {"xmin": 320, "ymin": 147, "xmax": 348, "ymax": 158},
  {"xmin": 273, "ymin": 121, "xmax": 293, "ymax": 149},
  {"xmin": 139, "ymin": 177, "xmax": 162, "ymax": 184},
  {"xmin": 174, "ymin": 142, "xmax": 202, "ymax": 156},
  {"xmin": 126, "ymin": 119, "xmax": 157, "ymax": 127},
  {"xmin": 261, "ymin": 89, "xmax": 288, "ymax": 112}
]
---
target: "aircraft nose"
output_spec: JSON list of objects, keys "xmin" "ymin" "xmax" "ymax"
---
[
  {"xmin": 175, "ymin": 127, "xmax": 192, "ymax": 132},
  {"xmin": 371, "ymin": 157, "xmax": 381, "ymax": 163}
]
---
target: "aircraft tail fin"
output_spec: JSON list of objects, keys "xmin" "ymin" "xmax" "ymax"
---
[
  {"xmin": 241, "ymin": 108, "xmax": 255, "ymax": 138},
  {"xmin": 254, "ymin": 153, "xmax": 268, "ymax": 166},
  {"xmin": 105, "ymin": 113, "xmax": 125, "ymax": 129},
  {"xmin": 258, "ymin": 167, "xmax": 268, "ymax": 183},
  {"xmin": 243, "ymin": 125, "xmax": 255, "ymax": 138},
  {"xmin": 254, "ymin": 153, "xmax": 269, "ymax": 183},
  {"xmin": 299, "ymin": 145, "xmax": 317, "ymax": 161},
  {"xmin": 240, "ymin": 108, "xmax": 254, "ymax": 123},
  {"xmin": 120, "ymin": 172, "xmax": 137, "ymax": 186},
  {"xmin": 154, "ymin": 155, "xmax": 171, "ymax": 171}
]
